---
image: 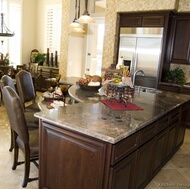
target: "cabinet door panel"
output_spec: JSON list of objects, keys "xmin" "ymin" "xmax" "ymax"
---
[
  {"xmin": 151, "ymin": 129, "xmax": 167, "ymax": 178},
  {"xmin": 176, "ymin": 104, "xmax": 189, "ymax": 149},
  {"xmin": 165, "ymin": 120, "xmax": 179, "ymax": 161},
  {"xmin": 39, "ymin": 123, "xmax": 107, "ymax": 189},
  {"xmin": 120, "ymin": 15, "xmax": 142, "ymax": 27},
  {"xmin": 135, "ymin": 140, "xmax": 154, "ymax": 189},
  {"xmin": 170, "ymin": 17, "xmax": 190, "ymax": 64},
  {"xmin": 142, "ymin": 16, "xmax": 164, "ymax": 26},
  {"xmin": 109, "ymin": 153, "xmax": 136, "ymax": 189}
]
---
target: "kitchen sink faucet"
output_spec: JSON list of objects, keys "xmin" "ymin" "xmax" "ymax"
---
[{"xmin": 132, "ymin": 70, "xmax": 145, "ymax": 86}]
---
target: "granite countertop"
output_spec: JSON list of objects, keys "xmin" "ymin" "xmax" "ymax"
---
[
  {"xmin": 35, "ymin": 86, "xmax": 190, "ymax": 144},
  {"xmin": 160, "ymin": 81, "xmax": 190, "ymax": 89},
  {"xmin": 68, "ymin": 84, "xmax": 104, "ymax": 103}
]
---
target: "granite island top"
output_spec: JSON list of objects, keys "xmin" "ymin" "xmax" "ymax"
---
[{"xmin": 35, "ymin": 88, "xmax": 190, "ymax": 144}]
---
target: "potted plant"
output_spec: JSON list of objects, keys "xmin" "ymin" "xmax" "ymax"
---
[
  {"xmin": 32, "ymin": 53, "xmax": 46, "ymax": 65},
  {"xmin": 164, "ymin": 67, "xmax": 186, "ymax": 84}
]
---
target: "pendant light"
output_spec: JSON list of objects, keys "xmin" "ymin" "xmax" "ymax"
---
[
  {"xmin": 69, "ymin": 0, "xmax": 85, "ymax": 33},
  {"xmin": 71, "ymin": 27, "xmax": 85, "ymax": 33},
  {"xmin": 77, "ymin": 0, "xmax": 95, "ymax": 24},
  {"xmin": 0, "ymin": 0, "xmax": 14, "ymax": 37}
]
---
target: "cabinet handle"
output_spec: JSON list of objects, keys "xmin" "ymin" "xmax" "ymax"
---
[{"xmin": 188, "ymin": 41, "xmax": 190, "ymax": 62}]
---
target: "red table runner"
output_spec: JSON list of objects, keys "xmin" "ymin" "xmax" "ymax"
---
[{"xmin": 101, "ymin": 99, "xmax": 143, "ymax": 111}]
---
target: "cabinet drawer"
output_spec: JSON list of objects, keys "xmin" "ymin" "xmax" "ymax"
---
[
  {"xmin": 181, "ymin": 101, "xmax": 190, "ymax": 111},
  {"xmin": 139, "ymin": 121, "xmax": 157, "ymax": 145},
  {"xmin": 111, "ymin": 132, "xmax": 139, "ymax": 165},
  {"xmin": 169, "ymin": 107, "xmax": 180, "ymax": 122},
  {"xmin": 156, "ymin": 115, "xmax": 169, "ymax": 133}
]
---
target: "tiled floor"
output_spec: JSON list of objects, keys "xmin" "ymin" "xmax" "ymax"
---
[
  {"xmin": 0, "ymin": 102, "xmax": 38, "ymax": 189},
  {"xmin": 0, "ymin": 99, "xmax": 190, "ymax": 189}
]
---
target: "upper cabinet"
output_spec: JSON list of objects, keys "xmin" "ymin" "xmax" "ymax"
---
[
  {"xmin": 120, "ymin": 12, "xmax": 169, "ymax": 27},
  {"xmin": 169, "ymin": 13, "xmax": 190, "ymax": 64}
]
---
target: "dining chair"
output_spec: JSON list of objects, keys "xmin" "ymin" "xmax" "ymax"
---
[
  {"xmin": 0, "ymin": 75, "xmax": 39, "ymax": 152},
  {"xmin": 16, "ymin": 70, "xmax": 40, "ymax": 112},
  {"xmin": 2, "ymin": 86, "xmax": 39, "ymax": 188}
]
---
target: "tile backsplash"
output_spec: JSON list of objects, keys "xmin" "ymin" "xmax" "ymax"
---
[{"xmin": 170, "ymin": 64, "xmax": 190, "ymax": 83}]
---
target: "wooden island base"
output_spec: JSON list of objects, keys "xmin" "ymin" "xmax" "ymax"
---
[{"xmin": 38, "ymin": 100, "xmax": 189, "ymax": 189}]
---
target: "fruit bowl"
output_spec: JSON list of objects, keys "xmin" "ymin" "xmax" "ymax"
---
[{"xmin": 77, "ymin": 82, "xmax": 102, "ymax": 91}]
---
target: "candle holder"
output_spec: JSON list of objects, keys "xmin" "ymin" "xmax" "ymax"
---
[
  {"xmin": 46, "ymin": 48, "xmax": 49, "ymax": 66},
  {"xmin": 55, "ymin": 51, "xmax": 58, "ymax": 67},
  {"xmin": 105, "ymin": 83, "xmax": 134, "ymax": 107},
  {"xmin": 50, "ymin": 53, "xmax": 54, "ymax": 67}
]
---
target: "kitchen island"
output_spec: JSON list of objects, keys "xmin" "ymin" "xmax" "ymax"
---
[{"xmin": 35, "ymin": 88, "xmax": 190, "ymax": 189}]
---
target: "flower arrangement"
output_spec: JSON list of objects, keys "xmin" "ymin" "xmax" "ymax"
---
[{"xmin": 0, "ymin": 52, "xmax": 10, "ymax": 65}]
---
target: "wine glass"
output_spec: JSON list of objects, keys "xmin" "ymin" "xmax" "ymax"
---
[
  {"xmin": 59, "ymin": 84, "xmax": 70, "ymax": 106},
  {"xmin": 55, "ymin": 74, "xmax": 61, "ymax": 86}
]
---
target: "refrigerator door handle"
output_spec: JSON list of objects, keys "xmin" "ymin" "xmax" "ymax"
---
[{"xmin": 134, "ymin": 52, "xmax": 138, "ymax": 72}]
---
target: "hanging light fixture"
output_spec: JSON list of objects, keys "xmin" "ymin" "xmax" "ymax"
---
[
  {"xmin": 71, "ymin": 27, "xmax": 85, "ymax": 33},
  {"xmin": 69, "ymin": 0, "xmax": 82, "ymax": 28},
  {"xmin": 0, "ymin": 0, "xmax": 15, "ymax": 37},
  {"xmin": 69, "ymin": 0, "xmax": 85, "ymax": 33},
  {"xmin": 77, "ymin": 0, "xmax": 95, "ymax": 24}
]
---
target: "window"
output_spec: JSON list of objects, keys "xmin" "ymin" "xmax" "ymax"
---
[
  {"xmin": 45, "ymin": 3, "xmax": 62, "ymax": 55},
  {"xmin": 1, "ymin": 0, "xmax": 21, "ymax": 66}
]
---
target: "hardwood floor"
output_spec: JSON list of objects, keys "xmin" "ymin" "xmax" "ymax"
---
[{"xmin": 0, "ymin": 94, "xmax": 189, "ymax": 189}]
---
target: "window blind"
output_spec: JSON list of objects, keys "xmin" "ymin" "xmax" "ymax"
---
[{"xmin": 45, "ymin": 3, "xmax": 62, "ymax": 55}]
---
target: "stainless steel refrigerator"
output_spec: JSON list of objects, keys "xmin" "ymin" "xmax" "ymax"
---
[{"xmin": 118, "ymin": 28, "xmax": 163, "ymax": 79}]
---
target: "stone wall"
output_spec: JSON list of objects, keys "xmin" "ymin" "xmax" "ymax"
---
[
  {"xmin": 59, "ymin": 0, "xmax": 70, "ymax": 77},
  {"xmin": 178, "ymin": 0, "xmax": 190, "ymax": 12}
]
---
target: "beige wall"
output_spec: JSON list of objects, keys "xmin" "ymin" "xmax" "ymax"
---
[
  {"xmin": 22, "ymin": 0, "xmax": 37, "ymax": 64},
  {"xmin": 22, "ymin": 0, "xmax": 62, "ymax": 65},
  {"xmin": 60, "ymin": 0, "xmax": 90, "ymax": 78},
  {"xmin": 102, "ymin": 0, "xmax": 190, "ymax": 69}
]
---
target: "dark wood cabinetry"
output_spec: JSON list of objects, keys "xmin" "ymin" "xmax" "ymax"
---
[
  {"xmin": 142, "ymin": 16, "xmax": 165, "ymax": 27},
  {"xmin": 159, "ymin": 13, "xmax": 190, "ymax": 90},
  {"xmin": 164, "ymin": 120, "xmax": 179, "ymax": 162},
  {"xmin": 135, "ymin": 140, "xmax": 154, "ymax": 189},
  {"xmin": 39, "ymin": 122, "xmax": 108, "ymax": 189},
  {"xmin": 38, "ymin": 101, "xmax": 190, "ymax": 189},
  {"xmin": 169, "ymin": 14, "xmax": 190, "ymax": 64},
  {"xmin": 109, "ymin": 152, "xmax": 136, "ymax": 189},
  {"xmin": 120, "ymin": 12, "xmax": 169, "ymax": 27},
  {"xmin": 151, "ymin": 128, "xmax": 167, "ymax": 178}
]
